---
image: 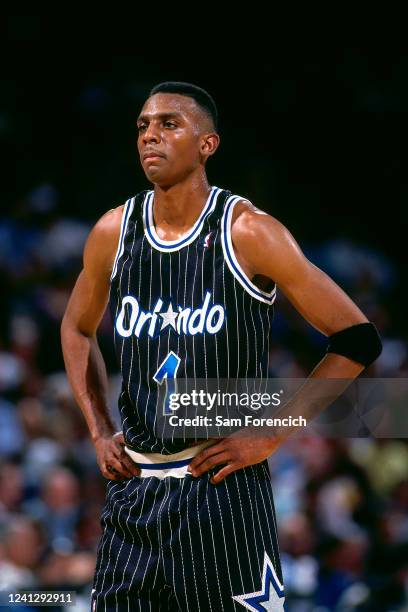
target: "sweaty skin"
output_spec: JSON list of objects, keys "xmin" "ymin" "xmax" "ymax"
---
[{"xmin": 61, "ymin": 92, "xmax": 367, "ymax": 483}]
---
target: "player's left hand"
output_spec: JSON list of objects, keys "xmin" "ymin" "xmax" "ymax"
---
[{"xmin": 187, "ymin": 433, "xmax": 284, "ymax": 484}]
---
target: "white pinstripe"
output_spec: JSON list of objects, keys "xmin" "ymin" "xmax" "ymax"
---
[
  {"xmin": 191, "ymin": 237, "xmax": 199, "ymax": 386},
  {"xmin": 204, "ymin": 477, "xmax": 225, "ymax": 611},
  {"xmin": 212, "ymin": 484, "xmax": 238, "ymax": 601},
  {"xmin": 242, "ymin": 288, "xmax": 250, "ymax": 399},
  {"xmin": 126, "ymin": 235, "xmax": 145, "ymax": 446},
  {"xmin": 185, "ymin": 477, "xmax": 200, "ymax": 609},
  {"xmin": 200, "ymin": 215, "xmax": 212, "ymax": 443},
  {"xmin": 212, "ymin": 228, "xmax": 220, "ymax": 383},
  {"xmin": 261, "ymin": 462, "xmax": 282, "ymax": 568},
  {"xmin": 124, "ymin": 483, "xmax": 149, "ymax": 599},
  {"xmin": 219, "ymin": 480, "xmax": 245, "ymax": 592},
  {"xmin": 253, "ymin": 465, "xmax": 277, "ymax": 571},
  {"xmin": 150, "ymin": 251, "xmax": 163, "ymax": 453},
  {"xmin": 121, "ymin": 485, "xmax": 143, "ymax": 612},
  {"xmin": 182, "ymin": 244, "xmax": 190, "ymax": 445},
  {"xmin": 176, "ymin": 476, "xmax": 190, "ymax": 607},
  {"xmin": 137, "ymin": 483, "xmax": 160, "ymax": 591},
  {"xmin": 202, "ymin": 217, "xmax": 208, "ymax": 378},
  {"xmin": 167, "ymin": 253, "xmax": 175, "ymax": 447},
  {"xmin": 98, "ymin": 484, "xmax": 130, "ymax": 610},
  {"xmin": 163, "ymin": 478, "xmax": 175, "ymax": 585},
  {"xmin": 175, "ymin": 250, "xmax": 182, "ymax": 445},
  {"xmin": 258, "ymin": 302, "xmax": 266, "ymax": 379},
  {"xmin": 104, "ymin": 481, "xmax": 132, "ymax": 607},
  {"xmin": 152, "ymin": 474, "xmax": 170, "ymax": 589},
  {"xmin": 266, "ymin": 302, "xmax": 272, "ymax": 377},
  {"xmin": 163, "ymin": 478, "xmax": 183, "ymax": 610},
  {"xmin": 212, "ymin": 227, "xmax": 222, "ymax": 439},
  {"xmin": 249, "ymin": 297, "xmax": 258, "ymax": 380},
  {"xmin": 242, "ymin": 470, "xmax": 264, "ymax": 577},
  {"xmin": 222, "ymin": 261, "xmax": 230, "ymax": 381},
  {"xmin": 94, "ymin": 481, "xmax": 122, "ymax": 594},
  {"xmin": 192, "ymin": 235, "xmax": 204, "ymax": 442},
  {"xmin": 232, "ymin": 471, "xmax": 256, "ymax": 590},
  {"xmin": 195, "ymin": 477, "xmax": 213, "ymax": 610}
]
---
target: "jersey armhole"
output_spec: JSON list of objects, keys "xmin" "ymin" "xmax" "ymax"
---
[
  {"xmin": 221, "ymin": 195, "xmax": 277, "ymax": 305},
  {"xmin": 110, "ymin": 197, "xmax": 135, "ymax": 281}
]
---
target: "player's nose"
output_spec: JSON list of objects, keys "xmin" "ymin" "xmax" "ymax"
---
[{"xmin": 142, "ymin": 123, "xmax": 160, "ymax": 144}]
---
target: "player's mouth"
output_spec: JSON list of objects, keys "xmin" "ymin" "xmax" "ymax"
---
[{"xmin": 143, "ymin": 150, "xmax": 166, "ymax": 162}]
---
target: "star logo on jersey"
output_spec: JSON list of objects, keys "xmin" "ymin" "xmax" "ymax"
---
[
  {"xmin": 160, "ymin": 302, "xmax": 178, "ymax": 331},
  {"xmin": 232, "ymin": 552, "xmax": 285, "ymax": 611}
]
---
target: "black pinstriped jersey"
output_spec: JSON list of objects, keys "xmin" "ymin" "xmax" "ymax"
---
[{"xmin": 109, "ymin": 186, "xmax": 276, "ymax": 454}]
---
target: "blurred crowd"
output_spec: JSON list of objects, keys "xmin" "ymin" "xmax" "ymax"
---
[{"xmin": 0, "ymin": 184, "xmax": 407, "ymax": 611}]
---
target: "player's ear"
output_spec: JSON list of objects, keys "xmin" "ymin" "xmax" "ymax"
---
[{"xmin": 200, "ymin": 133, "xmax": 220, "ymax": 161}]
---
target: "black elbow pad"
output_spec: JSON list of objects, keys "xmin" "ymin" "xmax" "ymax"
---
[{"xmin": 326, "ymin": 322, "xmax": 382, "ymax": 367}]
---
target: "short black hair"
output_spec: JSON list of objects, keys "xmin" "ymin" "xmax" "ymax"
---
[{"xmin": 149, "ymin": 81, "xmax": 218, "ymax": 131}]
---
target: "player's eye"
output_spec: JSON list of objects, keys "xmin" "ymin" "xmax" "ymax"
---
[
  {"xmin": 137, "ymin": 123, "xmax": 147, "ymax": 132},
  {"xmin": 164, "ymin": 121, "xmax": 177, "ymax": 128}
]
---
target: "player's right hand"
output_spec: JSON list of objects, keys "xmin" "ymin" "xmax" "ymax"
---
[{"xmin": 94, "ymin": 431, "xmax": 141, "ymax": 480}]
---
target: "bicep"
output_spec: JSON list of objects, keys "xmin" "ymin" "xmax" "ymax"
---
[
  {"xmin": 241, "ymin": 214, "xmax": 367, "ymax": 336},
  {"xmin": 277, "ymin": 258, "xmax": 367, "ymax": 336}
]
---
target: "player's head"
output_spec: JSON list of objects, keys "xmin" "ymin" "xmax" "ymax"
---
[
  {"xmin": 137, "ymin": 81, "xmax": 220, "ymax": 187},
  {"xmin": 150, "ymin": 82, "xmax": 218, "ymax": 131}
]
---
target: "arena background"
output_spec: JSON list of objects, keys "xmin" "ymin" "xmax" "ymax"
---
[{"xmin": 1, "ymin": 16, "xmax": 407, "ymax": 611}]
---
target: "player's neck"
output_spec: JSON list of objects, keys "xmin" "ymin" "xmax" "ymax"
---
[{"xmin": 152, "ymin": 175, "xmax": 211, "ymax": 230}]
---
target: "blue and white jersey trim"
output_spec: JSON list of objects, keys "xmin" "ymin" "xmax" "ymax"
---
[
  {"xmin": 221, "ymin": 195, "xmax": 276, "ymax": 304},
  {"xmin": 143, "ymin": 186, "xmax": 221, "ymax": 252},
  {"xmin": 110, "ymin": 198, "xmax": 135, "ymax": 281}
]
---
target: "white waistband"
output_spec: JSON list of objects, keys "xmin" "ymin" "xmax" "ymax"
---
[{"xmin": 124, "ymin": 440, "xmax": 216, "ymax": 479}]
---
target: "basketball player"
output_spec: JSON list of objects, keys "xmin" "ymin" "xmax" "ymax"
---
[{"xmin": 61, "ymin": 82, "xmax": 382, "ymax": 611}]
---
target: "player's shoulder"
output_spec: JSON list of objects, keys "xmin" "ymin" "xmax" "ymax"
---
[
  {"xmin": 228, "ymin": 197, "xmax": 306, "ymax": 279},
  {"xmin": 230, "ymin": 198, "xmax": 289, "ymax": 246},
  {"xmin": 87, "ymin": 204, "xmax": 127, "ymax": 247},
  {"xmin": 93, "ymin": 204, "xmax": 125, "ymax": 235},
  {"xmin": 84, "ymin": 204, "xmax": 127, "ymax": 272}
]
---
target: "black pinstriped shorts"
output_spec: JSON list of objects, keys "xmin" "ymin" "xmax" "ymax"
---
[{"xmin": 92, "ymin": 460, "xmax": 285, "ymax": 611}]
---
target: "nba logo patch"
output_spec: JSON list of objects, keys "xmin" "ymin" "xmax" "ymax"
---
[{"xmin": 203, "ymin": 232, "xmax": 213, "ymax": 248}]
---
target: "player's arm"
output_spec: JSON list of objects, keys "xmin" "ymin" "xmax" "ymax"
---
[
  {"xmin": 232, "ymin": 204, "xmax": 378, "ymax": 377},
  {"xmin": 189, "ymin": 204, "xmax": 382, "ymax": 482},
  {"xmin": 61, "ymin": 207, "xmax": 139, "ymax": 480}
]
